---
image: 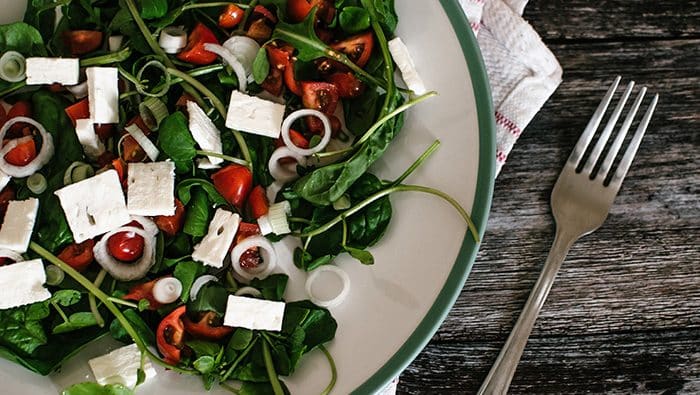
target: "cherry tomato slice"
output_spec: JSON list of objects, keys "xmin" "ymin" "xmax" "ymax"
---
[
  {"xmin": 107, "ymin": 221, "xmax": 145, "ymax": 263},
  {"xmin": 123, "ymin": 276, "xmax": 169, "ymax": 310},
  {"xmin": 7, "ymin": 100, "xmax": 31, "ymax": 119},
  {"xmin": 232, "ymin": 222, "xmax": 263, "ymax": 269},
  {"xmin": 331, "ymin": 31, "xmax": 374, "ymax": 68},
  {"xmin": 57, "ymin": 239, "xmax": 96, "ymax": 272},
  {"xmin": 288, "ymin": 0, "xmax": 334, "ymax": 24},
  {"xmin": 63, "ymin": 30, "xmax": 103, "ymax": 56},
  {"xmin": 218, "ymin": 4, "xmax": 244, "ymax": 29},
  {"xmin": 154, "ymin": 199, "xmax": 186, "ymax": 237},
  {"xmin": 326, "ymin": 72, "xmax": 365, "ymax": 98},
  {"xmin": 261, "ymin": 66, "xmax": 284, "ymax": 96},
  {"xmin": 301, "ymin": 81, "xmax": 340, "ymax": 115},
  {"xmin": 176, "ymin": 23, "xmax": 219, "ymax": 66},
  {"xmin": 182, "ymin": 311, "xmax": 233, "ymax": 340},
  {"xmin": 265, "ymin": 46, "xmax": 301, "ymax": 96},
  {"xmin": 156, "ymin": 305, "xmax": 188, "ymax": 365},
  {"xmin": 64, "ymin": 98, "xmax": 90, "ymax": 126},
  {"xmin": 4, "ymin": 138, "xmax": 37, "ymax": 167},
  {"xmin": 247, "ymin": 185, "xmax": 269, "ymax": 220},
  {"xmin": 211, "ymin": 164, "xmax": 253, "ymax": 209},
  {"xmin": 253, "ymin": 5, "xmax": 278, "ymax": 23},
  {"xmin": 305, "ymin": 114, "xmax": 341, "ymax": 137}
]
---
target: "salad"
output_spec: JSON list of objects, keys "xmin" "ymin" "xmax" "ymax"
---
[{"xmin": 0, "ymin": 0, "xmax": 478, "ymax": 394}]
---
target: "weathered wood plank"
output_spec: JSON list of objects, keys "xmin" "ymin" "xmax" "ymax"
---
[{"xmin": 523, "ymin": 0, "xmax": 700, "ymax": 41}]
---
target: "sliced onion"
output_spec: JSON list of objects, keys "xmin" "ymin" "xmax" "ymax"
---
[
  {"xmin": 125, "ymin": 123, "xmax": 159, "ymax": 162},
  {"xmin": 45, "ymin": 264, "xmax": 65, "ymax": 286},
  {"xmin": 159, "ymin": 27, "xmax": 187, "ymax": 54},
  {"xmin": 266, "ymin": 180, "xmax": 284, "ymax": 204},
  {"xmin": 190, "ymin": 275, "xmax": 219, "ymax": 301},
  {"xmin": 0, "ymin": 51, "xmax": 26, "ymax": 82},
  {"xmin": 0, "ymin": 117, "xmax": 54, "ymax": 178},
  {"xmin": 93, "ymin": 226, "xmax": 156, "ymax": 281},
  {"xmin": 63, "ymin": 161, "xmax": 94, "ymax": 185},
  {"xmin": 0, "ymin": 248, "xmax": 23, "ymax": 263},
  {"xmin": 281, "ymin": 109, "xmax": 331, "ymax": 156},
  {"xmin": 222, "ymin": 36, "xmax": 260, "ymax": 78},
  {"xmin": 203, "ymin": 43, "xmax": 248, "ymax": 93},
  {"xmin": 231, "ymin": 236, "xmax": 277, "ymax": 281},
  {"xmin": 66, "ymin": 81, "xmax": 88, "ymax": 99},
  {"xmin": 268, "ymin": 147, "xmax": 306, "ymax": 183},
  {"xmin": 130, "ymin": 216, "xmax": 159, "ymax": 237},
  {"xmin": 234, "ymin": 286, "xmax": 262, "ymax": 298},
  {"xmin": 152, "ymin": 277, "xmax": 182, "ymax": 304},
  {"xmin": 305, "ymin": 264, "xmax": 351, "ymax": 308}
]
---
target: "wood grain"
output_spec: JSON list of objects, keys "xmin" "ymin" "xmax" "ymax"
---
[{"xmin": 397, "ymin": 2, "xmax": 700, "ymax": 393}]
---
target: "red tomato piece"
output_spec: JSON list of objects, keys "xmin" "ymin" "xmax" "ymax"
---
[
  {"xmin": 154, "ymin": 199, "xmax": 186, "ymax": 237},
  {"xmin": 123, "ymin": 277, "xmax": 168, "ymax": 310},
  {"xmin": 301, "ymin": 81, "xmax": 340, "ymax": 115},
  {"xmin": 182, "ymin": 311, "xmax": 233, "ymax": 341},
  {"xmin": 218, "ymin": 4, "xmax": 244, "ymax": 29},
  {"xmin": 107, "ymin": 221, "xmax": 145, "ymax": 263},
  {"xmin": 64, "ymin": 98, "xmax": 90, "ymax": 126},
  {"xmin": 176, "ymin": 23, "xmax": 219, "ymax": 66},
  {"xmin": 261, "ymin": 66, "xmax": 284, "ymax": 96},
  {"xmin": 326, "ymin": 72, "xmax": 365, "ymax": 98},
  {"xmin": 211, "ymin": 164, "xmax": 253, "ymax": 209},
  {"xmin": 253, "ymin": 5, "xmax": 278, "ymax": 23},
  {"xmin": 248, "ymin": 185, "xmax": 269, "ymax": 220},
  {"xmin": 156, "ymin": 305, "xmax": 188, "ymax": 365},
  {"xmin": 63, "ymin": 30, "xmax": 103, "ymax": 55},
  {"xmin": 3, "ymin": 138, "xmax": 37, "ymax": 167},
  {"xmin": 57, "ymin": 240, "xmax": 96, "ymax": 272},
  {"xmin": 305, "ymin": 114, "xmax": 341, "ymax": 137},
  {"xmin": 331, "ymin": 31, "xmax": 374, "ymax": 68},
  {"xmin": 288, "ymin": 0, "xmax": 335, "ymax": 24},
  {"xmin": 246, "ymin": 19, "xmax": 273, "ymax": 42}
]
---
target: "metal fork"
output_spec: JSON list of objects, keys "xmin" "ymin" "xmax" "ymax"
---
[{"xmin": 477, "ymin": 77, "xmax": 659, "ymax": 395}]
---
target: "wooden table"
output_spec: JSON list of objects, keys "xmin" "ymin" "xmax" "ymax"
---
[{"xmin": 398, "ymin": 1, "xmax": 700, "ymax": 393}]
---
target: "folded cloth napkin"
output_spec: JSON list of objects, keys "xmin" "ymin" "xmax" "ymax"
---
[{"xmin": 379, "ymin": 0, "xmax": 561, "ymax": 393}]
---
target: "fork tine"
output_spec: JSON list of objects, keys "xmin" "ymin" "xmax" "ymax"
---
[
  {"xmin": 610, "ymin": 94, "xmax": 659, "ymax": 187},
  {"xmin": 597, "ymin": 87, "xmax": 647, "ymax": 180},
  {"xmin": 567, "ymin": 76, "xmax": 621, "ymax": 166},
  {"xmin": 582, "ymin": 81, "xmax": 635, "ymax": 174}
]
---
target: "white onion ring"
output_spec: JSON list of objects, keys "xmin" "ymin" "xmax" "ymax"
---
[
  {"xmin": 190, "ymin": 275, "xmax": 219, "ymax": 301},
  {"xmin": 281, "ymin": 109, "xmax": 331, "ymax": 156},
  {"xmin": 66, "ymin": 81, "xmax": 88, "ymax": 99},
  {"xmin": 231, "ymin": 236, "xmax": 277, "ymax": 281},
  {"xmin": 203, "ymin": 43, "xmax": 248, "ymax": 93},
  {"xmin": 234, "ymin": 286, "xmax": 262, "ymax": 298},
  {"xmin": 0, "ymin": 248, "xmax": 23, "ymax": 263},
  {"xmin": 0, "ymin": 117, "xmax": 54, "ymax": 178},
  {"xmin": 268, "ymin": 147, "xmax": 306, "ymax": 183},
  {"xmin": 125, "ymin": 124, "xmax": 159, "ymax": 162},
  {"xmin": 0, "ymin": 51, "xmax": 26, "ymax": 82},
  {"xmin": 159, "ymin": 27, "xmax": 187, "ymax": 54},
  {"xmin": 129, "ymin": 216, "xmax": 159, "ymax": 237},
  {"xmin": 93, "ymin": 226, "xmax": 156, "ymax": 281},
  {"xmin": 305, "ymin": 264, "xmax": 351, "ymax": 308},
  {"xmin": 266, "ymin": 180, "xmax": 284, "ymax": 204},
  {"xmin": 152, "ymin": 277, "xmax": 182, "ymax": 304},
  {"xmin": 222, "ymin": 36, "xmax": 260, "ymax": 78}
]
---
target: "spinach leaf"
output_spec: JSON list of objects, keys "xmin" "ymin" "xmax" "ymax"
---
[
  {"xmin": 366, "ymin": 0, "xmax": 398, "ymax": 34},
  {"xmin": 177, "ymin": 178, "xmax": 228, "ymax": 206},
  {"xmin": 159, "ymin": 112, "xmax": 196, "ymax": 173},
  {"xmin": 62, "ymin": 382, "xmax": 134, "ymax": 395},
  {"xmin": 109, "ymin": 309, "xmax": 155, "ymax": 346},
  {"xmin": 62, "ymin": 0, "xmax": 103, "ymax": 30},
  {"xmin": 339, "ymin": 6, "xmax": 370, "ymax": 34},
  {"xmin": 343, "ymin": 245, "xmax": 374, "ymax": 265},
  {"xmin": 227, "ymin": 328, "xmax": 253, "ymax": 353},
  {"xmin": 282, "ymin": 301, "xmax": 336, "ymax": 351},
  {"xmin": 140, "ymin": 0, "xmax": 168, "ymax": 20},
  {"xmin": 23, "ymin": 0, "xmax": 60, "ymax": 42},
  {"xmin": 345, "ymin": 173, "xmax": 392, "ymax": 248},
  {"xmin": 183, "ymin": 188, "xmax": 210, "ymax": 237},
  {"xmin": 0, "ymin": 302, "xmax": 50, "ymax": 356},
  {"xmin": 271, "ymin": 11, "xmax": 328, "ymax": 62},
  {"xmin": 253, "ymin": 47, "xmax": 270, "ymax": 85},
  {"xmin": 194, "ymin": 355, "xmax": 216, "ymax": 374},
  {"xmin": 0, "ymin": 22, "xmax": 46, "ymax": 56},
  {"xmin": 344, "ymin": 86, "xmax": 380, "ymax": 135},
  {"xmin": 250, "ymin": 274, "xmax": 288, "ymax": 301},
  {"xmin": 52, "ymin": 312, "xmax": 98, "ymax": 334},
  {"xmin": 187, "ymin": 282, "xmax": 228, "ymax": 315},
  {"xmin": 173, "ymin": 260, "xmax": 207, "ymax": 302},
  {"xmin": 186, "ymin": 339, "xmax": 222, "ymax": 358},
  {"xmin": 51, "ymin": 290, "xmax": 82, "ymax": 307}
]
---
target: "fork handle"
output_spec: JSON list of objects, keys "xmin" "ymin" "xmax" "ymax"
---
[{"xmin": 477, "ymin": 228, "xmax": 578, "ymax": 395}]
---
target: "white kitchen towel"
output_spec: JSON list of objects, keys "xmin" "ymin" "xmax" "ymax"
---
[{"xmin": 380, "ymin": 0, "xmax": 561, "ymax": 393}]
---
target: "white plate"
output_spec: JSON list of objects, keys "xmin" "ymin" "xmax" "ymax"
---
[{"xmin": 0, "ymin": 1, "xmax": 495, "ymax": 394}]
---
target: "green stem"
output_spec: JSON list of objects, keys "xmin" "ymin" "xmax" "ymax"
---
[
  {"xmin": 300, "ymin": 184, "xmax": 480, "ymax": 243},
  {"xmin": 196, "ymin": 150, "xmax": 248, "ymax": 166},
  {"xmin": 108, "ymin": 297, "xmax": 139, "ymax": 309},
  {"xmin": 168, "ymin": 67, "xmax": 252, "ymax": 167},
  {"xmin": 319, "ymin": 345, "xmax": 337, "ymax": 395},
  {"xmin": 391, "ymin": 140, "xmax": 440, "ymax": 186},
  {"xmin": 89, "ymin": 269, "xmax": 107, "ymax": 328},
  {"xmin": 80, "ymin": 47, "xmax": 132, "ymax": 67},
  {"xmin": 182, "ymin": 2, "xmax": 249, "ymax": 11},
  {"xmin": 262, "ymin": 340, "xmax": 284, "ymax": 395},
  {"xmin": 51, "ymin": 301, "xmax": 69, "ymax": 323},
  {"xmin": 288, "ymin": 217, "xmax": 312, "ymax": 225},
  {"xmin": 366, "ymin": 2, "xmax": 396, "ymax": 115},
  {"xmin": 0, "ymin": 81, "xmax": 26, "ymax": 97},
  {"xmin": 221, "ymin": 336, "xmax": 258, "ymax": 381}
]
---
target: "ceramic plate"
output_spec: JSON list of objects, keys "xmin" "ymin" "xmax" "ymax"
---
[{"xmin": 0, "ymin": 1, "xmax": 495, "ymax": 393}]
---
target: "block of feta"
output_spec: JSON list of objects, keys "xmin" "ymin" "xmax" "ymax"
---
[
  {"xmin": 88, "ymin": 343, "xmax": 156, "ymax": 388},
  {"xmin": 54, "ymin": 170, "xmax": 130, "ymax": 243},
  {"xmin": 388, "ymin": 37, "xmax": 427, "ymax": 95},
  {"xmin": 224, "ymin": 295, "xmax": 285, "ymax": 331},
  {"xmin": 187, "ymin": 101, "xmax": 223, "ymax": 165},
  {"xmin": 0, "ymin": 259, "xmax": 51, "ymax": 310},
  {"xmin": 225, "ymin": 91, "xmax": 286, "ymax": 139},
  {"xmin": 75, "ymin": 118, "xmax": 105, "ymax": 160},
  {"xmin": 192, "ymin": 209, "xmax": 240, "ymax": 268},
  {"xmin": 127, "ymin": 161, "xmax": 176, "ymax": 216},
  {"xmin": 0, "ymin": 198, "xmax": 39, "ymax": 253},
  {"xmin": 25, "ymin": 57, "xmax": 79, "ymax": 86},
  {"xmin": 86, "ymin": 67, "xmax": 119, "ymax": 124}
]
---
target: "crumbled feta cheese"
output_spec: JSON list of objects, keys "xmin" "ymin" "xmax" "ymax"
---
[
  {"xmin": 0, "ymin": 198, "xmax": 39, "ymax": 253},
  {"xmin": 88, "ymin": 343, "xmax": 156, "ymax": 388},
  {"xmin": 86, "ymin": 67, "xmax": 119, "ymax": 124},
  {"xmin": 225, "ymin": 91, "xmax": 286, "ymax": 138},
  {"xmin": 54, "ymin": 170, "xmax": 130, "ymax": 243},
  {"xmin": 187, "ymin": 101, "xmax": 223, "ymax": 165},
  {"xmin": 192, "ymin": 209, "xmax": 240, "ymax": 268},
  {"xmin": 0, "ymin": 259, "xmax": 51, "ymax": 310},
  {"xmin": 224, "ymin": 295, "xmax": 285, "ymax": 331},
  {"xmin": 388, "ymin": 37, "xmax": 427, "ymax": 95},
  {"xmin": 75, "ymin": 118, "xmax": 105, "ymax": 160},
  {"xmin": 25, "ymin": 57, "xmax": 79, "ymax": 86},
  {"xmin": 127, "ymin": 162, "xmax": 176, "ymax": 216}
]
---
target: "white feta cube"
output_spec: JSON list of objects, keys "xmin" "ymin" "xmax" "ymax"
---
[
  {"xmin": 225, "ymin": 91, "xmax": 286, "ymax": 139},
  {"xmin": 0, "ymin": 259, "xmax": 51, "ymax": 310},
  {"xmin": 224, "ymin": 295, "xmax": 285, "ymax": 331},
  {"xmin": 187, "ymin": 101, "xmax": 223, "ymax": 165},
  {"xmin": 86, "ymin": 67, "xmax": 119, "ymax": 124},
  {"xmin": 88, "ymin": 343, "xmax": 156, "ymax": 388},
  {"xmin": 25, "ymin": 57, "xmax": 79, "ymax": 86},
  {"xmin": 75, "ymin": 118, "xmax": 105, "ymax": 160},
  {"xmin": 192, "ymin": 209, "xmax": 240, "ymax": 268},
  {"xmin": 0, "ymin": 198, "xmax": 39, "ymax": 253},
  {"xmin": 54, "ymin": 170, "xmax": 130, "ymax": 243},
  {"xmin": 127, "ymin": 162, "xmax": 176, "ymax": 216},
  {"xmin": 388, "ymin": 37, "xmax": 427, "ymax": 95}
]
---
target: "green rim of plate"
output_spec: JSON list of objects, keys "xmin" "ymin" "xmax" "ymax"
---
[{"xmin": 351, "ymin": 0, "xmax": 496, "ymax": 393}]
